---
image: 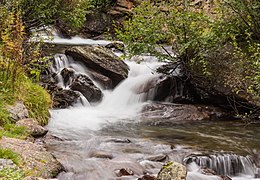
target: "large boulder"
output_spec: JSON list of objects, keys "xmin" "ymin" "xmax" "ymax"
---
[
  {"xmin": 157, "ymin": 161, "xmax": 187, "ymax": 180},
  {"xmin": 0, "ymin": 137, "xmax": 63, "ymax": 178},
  {"xmin": 70, "ymin": 74, "xmax": 103, "ymax": 102},
  {"xmin": 65, "ymin": 46, "xmax": 129, "ymax": 88}
]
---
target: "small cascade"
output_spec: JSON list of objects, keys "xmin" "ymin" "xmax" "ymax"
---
[
  {"xmin": 184, "ymin": 154, "xmax": 259, "ymax": 177},
  {"xmin": 47, "ymin": 55, "xmax": 165, "ymax": 132}
]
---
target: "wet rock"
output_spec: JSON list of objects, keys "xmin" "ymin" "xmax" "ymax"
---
[
  {"xmin": 52, "ymin": 89, "xmax": 80, "ymax": 108},
  {"xmin": 200, "ymin": 168, "xmax": 217, "ymax": 176},
  {"xmin": 40, "ymin": 73, "xmax": 58, "ymax": 92},
  {"xmin": 157, "ymin": 62, "xmax": 260, "ymax": 118},
  {"xmin": 157, "ymin": 161, "xmax": 187, "ymax": 180},
  {"xmin": 60, "ymin": 68, "xmax": 75, "ymax": 86},
  {"xmin": 70, "ymin": 74, "xmax": 103, "ymax": 102},
  {"xmin": 138, "ymin": 175, "xmax": 157, "ymax": 180},
  {"xmin": 146, "ymin": 154, "xmax": 169, "ymax": 162},
  {"xmin": 220, "ymin": 176, "xmax": 232, "ymax": 180},
  {"xmin": 106, "ymin": 138, "xmax": 131, "ymax": 143},
  {"xmin": 16, "ymin": 118, "xmax": 48, "ymax": 137},
  {"xmin": 65, "ymin": 46, "xmax": 129, "ymax": 88},
  {"xmin": 89, "ymin": 151, "xmax": 113, "ymax": 159},
  {"xmin": 0, "ymin": 158, "xmax": 16, "ymax": 170},
  {"xmin": 0, "ymin": 137, "xmax": 63, "ymax": 178},
  {"xmin": 88, "ymin": 70, "xmax": 113, "ymax": 89},
  {"xmin": 7, "ymin": 101, "xmax": 29, "ymax": 121},
  {"xmin": 134, "ymin": 74, "xmax": 192, "ymax": 103},
  {"xmin": 141, "ymin": 103, "xmax": 229, "ymax": 125},
  {"xmin": 115, "ymin": 168, "xmax": 134, "ymax": 177}
]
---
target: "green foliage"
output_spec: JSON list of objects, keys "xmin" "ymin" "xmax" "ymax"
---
[
  {"xmin": 89, "ymin": 0, "xmax": 116, "ymax": 8},
  {"xmin": 0, "ymin": 168, "xmax": 25, "ymax": 180},
  {"xmin": 0, "ymin": 124, "xmax": 29, "ymax": 139},
  {"xmin": 18, "ymin": 0, "xmax": 93, "ymax": 30},
  {"xmin": 116, "ymin": 0, "xmax": 260, "ymax": 106},
  {"xmin": 0, "ymin": 148, "xmax": 23, "ymax": 165},
  {"xmin": 21, "ymin": 76, "xmax": 51, "ymax": 126}
]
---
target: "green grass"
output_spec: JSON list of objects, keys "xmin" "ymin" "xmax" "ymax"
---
[
  {"xmin": 0, "ymin": 74, "xmax": 51, "ymax": 127},
  {"xmin": 0, "ymin": 168, "xmax": 25, "ymax": 180},
  {"xmin": 0, "ymin": 124, "xmax": 28, "ymax": 139},
  {"xmin": 0, "ymin": 148, "xmax": 23, "ymax": 166},
  {"xmin": 21, "ymin": 77, "xmax": 51, "ymax": 126}
]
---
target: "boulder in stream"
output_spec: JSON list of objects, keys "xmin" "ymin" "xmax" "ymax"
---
[
  {"xmin": 157, "ymin": 161, "xmax": 187, "ymax": 180},
  {"xmin": 70, "ymin": 74, "xmax": 103, "ymax": 102},
  {"xmin": 65, "ymin": 46, "xmax": 129, "ymax": 88},
  {"xmin": 52, "ymin": 89, "xmax": 80, "ymax": 108}
]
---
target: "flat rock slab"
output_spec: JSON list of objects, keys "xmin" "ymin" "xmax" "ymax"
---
[{"xmin": 0, "ymin": 137, "xmax": 63, "ymax": 178}]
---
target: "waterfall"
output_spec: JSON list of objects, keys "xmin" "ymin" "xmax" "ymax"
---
[
  {"xmin": 47, "ymin": 54, "xmax": 165, "ymax": 133},
  {"xmin": 43, "ymin": 37, "xmax": 259, "ymax": 179},
  {"xmin": 184, "ymin": 154, "xmax": 259, "ymax": 178}
]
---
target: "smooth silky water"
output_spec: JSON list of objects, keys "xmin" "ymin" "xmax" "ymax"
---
[{"xmin": 44, "ymin": 35, "xmax": 260, "ymax": 180}]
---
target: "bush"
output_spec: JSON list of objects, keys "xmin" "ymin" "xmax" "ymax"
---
[{"xmin": 116, "ymin": 0, "xmax": 260, "ymax": 108}]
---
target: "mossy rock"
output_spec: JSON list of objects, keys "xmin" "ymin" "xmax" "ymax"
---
[{"xmin": 157, "ymin": 161, "xmax": 187, "ymax": 180}]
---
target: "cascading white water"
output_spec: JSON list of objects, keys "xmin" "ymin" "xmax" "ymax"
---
[
  {"xmin": 185, "ymin": 154, "xmax": 260, "ymax": 179},
  {"xmin": 41, "ymin": 34, "xmax": 260, "ymax": 179},
  {"xmin": 47, "ymin": 55, "xmax": 165, "ymax": 134}
]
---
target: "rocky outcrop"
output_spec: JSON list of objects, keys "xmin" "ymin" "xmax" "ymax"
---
[
  {"xmin": 134, "ymin": 74, "xmax": 193, "ymax": 103},
  {"xmin": 52, "ymin": 89, "xmax": 80, "ymax": 108},
  {"xmin": 141, "ymin": 103, "xmax": 230, "ymax": 125},
  {"xmin": 65, "ymin": 46, "xmax": 129, "ymax": 87},
  {"xmin": 16, "ymin": 118, "xmax": 48, "ymax": 137},
  {"xmin": 157, "ymin": 161, "xmax": 187, "ymax": 180},
  {"xmin": 157, "ymin": 62, "xmax": 260, "ymax": 119},
  {"xmin": 7, "ymin": 101, "xmax": 29, "ymax": 121},
  {"xmin": 0, "ymin": 137, "xmax": 63, "ymax": 178},
  {"xmin": 70, "ymin": 74, "xmax": 103, "ymax": 102}
]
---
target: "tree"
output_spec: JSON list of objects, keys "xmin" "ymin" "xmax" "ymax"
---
[{"xmin": 116, "ymin": 0, "xmax": 260, "ymax": 113}]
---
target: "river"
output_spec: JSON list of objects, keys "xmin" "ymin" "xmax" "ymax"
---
[{"xmin": 43, "ymin": 35, "xmax": 260, "ymax": 180}]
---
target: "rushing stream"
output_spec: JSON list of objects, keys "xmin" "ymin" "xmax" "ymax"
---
[{"xmin": 44, "ymin": 35, "xmax": 260, "ymax": 180}]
